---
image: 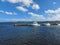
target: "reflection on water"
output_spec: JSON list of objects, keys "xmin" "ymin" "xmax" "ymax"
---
[{"xmin": 0, "ymin": 24, "xmax": 60, "ymax": 45}]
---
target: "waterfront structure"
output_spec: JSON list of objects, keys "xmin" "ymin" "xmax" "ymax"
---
[{"xmin": 14, "ymin": 21, "xmax": 60, "ymax": 26}]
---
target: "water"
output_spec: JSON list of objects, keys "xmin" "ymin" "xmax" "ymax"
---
[{"xmin": 0, "ymin": 22, "xmax": 60, "ymax": 45}]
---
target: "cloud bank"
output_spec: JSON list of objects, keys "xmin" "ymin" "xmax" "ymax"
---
[
  {"xmin": 1, "ymin": 0, "xmax": 40, "ymax": 11},
  {"xmin": 1, "ymin": 0, "xmax": 60, "ymax": 21},
  {"xmin": 45, "ymin": 8, "xmax": 60, "ymax": 21}
]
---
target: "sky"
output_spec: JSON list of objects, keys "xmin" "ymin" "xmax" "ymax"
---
[{"xmin": 0, "ymin": 0, "xmax": 60, "ymax": 22}]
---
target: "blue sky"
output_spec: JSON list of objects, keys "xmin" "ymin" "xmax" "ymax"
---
[{"xmin": 0, "ymin": 0, "xmax": 60, "ymax": 22}]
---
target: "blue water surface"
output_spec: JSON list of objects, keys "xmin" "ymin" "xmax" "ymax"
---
[{"xmin": 0, "ymin": 23, "xmax": 60, "ymax": 45}]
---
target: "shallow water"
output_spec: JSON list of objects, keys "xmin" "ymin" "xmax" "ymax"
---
[{"xmin": 0, "ymin": 23, "xmax": 60, "ymax": 45}]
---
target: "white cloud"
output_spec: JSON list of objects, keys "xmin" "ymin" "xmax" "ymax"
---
[
  {"xmin": 46, "ymin": 15, "xmax": 60, "ymax": 21},
  {"xmin": 5, "ymin": 12, "xmax": 17, "ymax": 15},
  {"xmin": 28, "ymin": 12, "xmax": 45, "ymax": 21},
  {"xmin": 55, "ymin": 8, "xmax": 60, "ymax": 14},
  {"xmin": 0, "ymin": 10, "xmax": 4, "ymax": 13},
  {"xmin": 16, "ymin": 6, "xmax": 28, "ymax": 12},
  {"xmin": 32, "ymin": 4, "xmax": 40, "ymax": 10},
  {"xmin": 53, "ymin": 2, "xmax": 56, "ymax": 5},
  {"xmin": 7, "ymin": 0, "xmax": 18, "ymax": 3},
  {"xmin": 0, "ymin": 10, "xmax": 17, "ymax": 15},
  {"xmin": 1, "ymin": 0, "xmax": 33, "ymax": 6},
  {"xmin": 45, "ymin": 8, "xmax": 60, "ymax": 21},
  {"xmin": 45, "ymin": 9, "xmax": 55, "ymax": 14},
  {"xmin": 1, "ymin": 0, "xmax": 19, "ymax": 3},
  {"xmin": 5, "ymin": 11, "xmax": 17, "ymax": 15},
  {"xmin": 20, "ymin": 0, "xmax": 33, "ymax": 7},
  {"xmin": 1, "ymin": 0, "xmax": 4, "ymax": 2},
  {"xmin": 45, "ymin": 8, "xmax": 60, "ymax": 14},
  {"xmin": 5, "ymin": 11, "xmax": 13, "ymax": 15}
]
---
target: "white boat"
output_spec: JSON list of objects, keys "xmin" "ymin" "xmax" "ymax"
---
[
  {"xmin": 58, "ymin": 24, "xmax": 60, "ymax": 26},
  {"xmin": 45, "ymin": 23, "xmax": 50, "ymax": 26},
  {"xmin": 32, "ymin": 22, "xmax": 40, "ymax": 26}
]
